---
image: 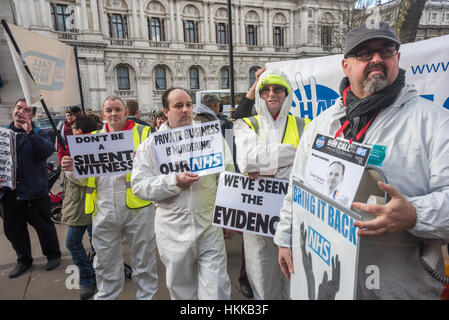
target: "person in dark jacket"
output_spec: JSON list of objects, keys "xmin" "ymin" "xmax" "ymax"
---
[
  {"xmin": 232, "ymin": 67, "xmax": 266, "ymax": 120},
  {"xmin": 126, "ymin": 99, "xmax": 153, "ymax": 129},
  {"xmin": 1, "ymin": 98, "xmax": 61, "ymax": 278}
]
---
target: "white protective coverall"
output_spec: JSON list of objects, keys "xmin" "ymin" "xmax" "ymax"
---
[
  {"xmin": 91, "ymin": 173, "xmax": 158, "ymax": 300},
  {"xmin": 233, "ymin": 69, "xmax": 298, "ymax": 300},
  {"xmin": 274, "ymin": 84, "xmax": 449, "ymax": 299},
  {"xmin": 131, "ymin": 121, "xmax": 234, "ymax": 300}
]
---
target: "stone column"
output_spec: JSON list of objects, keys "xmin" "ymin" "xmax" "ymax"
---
[
  {"xmin": 90, "ymin": 0, "xmax": 100, "ymax": 32},
  {"xmin": 97, "ymin": 0, "xmax": 109, "ymax": 38},
  {"xmin": 80, "ymin": 0, "xmax": 88, "ymax": 31},
  {"xmin": 301, "ymin": 8, "xmax": 308, "ymax": 44},
  {"xmin": 240, "ymin": 6, "xmax": 245, "ymax": 45},
  {"xmin": 169, "ymin": 0, "xmax": 176, "ymax": 41},
  {"xmin": 132, "ymin": 0, "xmax": 140, "ymax": 38},
  {"xmin": 263, "ymin": 8, "xmax": 268, "ymax": 45},
  {"xmin": 139, "ymin": 0, "xmax": 147, "ymax": 40},
  {"xmin": 29, "ymin": 0, "xmax": 39, "ymax": 27},
  {"xmin": 289, "ymin": 10, "xmax": 294, "ymax": 46},
  {"xmin": 39, "ymin": 0, "xmax": 52, "ymax": 28},
  {"xmin": 209, "ymin": 3, "xmax": 215, "ymax": 43},
  {"xmin": 203, "ymin": 2, "xmax": 209, "ymax": 42},
  {"xmin": 234, "ymin": 4, "xmax": 240, "ymax": 44},
  {"xmin": 176, "ymin": 0, "xmax": 183, "ymax": 42},
  {"xmin": 268, "ymin": 8, "xmax": 273, "ymax": 46}
]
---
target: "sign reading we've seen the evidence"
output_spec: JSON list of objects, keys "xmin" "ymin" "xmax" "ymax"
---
[{"xmin": 213, "ymin": 171, "xmax": 288, "ymax": 237}]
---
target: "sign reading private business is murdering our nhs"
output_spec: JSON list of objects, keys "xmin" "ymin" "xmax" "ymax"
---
[{"xmin": 153, "ymin": 120, "xmax": 224, "ymax": 176}]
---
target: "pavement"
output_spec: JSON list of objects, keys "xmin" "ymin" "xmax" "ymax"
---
[
  {"xmin": 0, "ymin": 168, "xmax": 250, "ymax": 300},
  {"xmin": 0, "ymin": 221, "xmax": 249, "ymax": 300}
]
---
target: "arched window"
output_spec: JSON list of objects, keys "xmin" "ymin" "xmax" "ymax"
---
[
  {"xmin": 249, "ymin": 66, "xmax": 260, "ymax": 86},
  {"xmin": 274, "ymin": 27, "xmax": 283, "ymax": 47},
  {"xmin": 189, "ymin": 67, "xmax": 200, "ymax": 90},
  {"xmin": 216, "ymin": 23, "xmax": 227, "ymax": 44},
  {"xmin": 155, "ymin": 67, "xmax": 166, "ymax": 90},
  {"xmin": 246, "ymin": 25, "xmax": 257, "ymax": 45},
  {"xmin": 148, "ymin": 17, "xmax": 165, "ymax": 41},
  {"xmin": 50, "ymin": 3, "xmax": 74, "ymax": 32},
  {"xmin": 117, "ymin": 66, "xmax": 130, "ymax": 90},
  {"xmin": 184, "ymin": 20, "xmax": 198, "ymax": 43},
  {"xmin": 220, "ymin": 67, "xmax": 229, "ymax": 89},
  {"xmin": 108, "ymin": 13, "xmax": 128, "ymax": 39}
]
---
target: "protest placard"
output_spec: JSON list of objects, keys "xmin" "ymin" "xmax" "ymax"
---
[
  {"xmin": 268, "ymin": 35, "xmax": 449, "ymax": 120},
  {"xmin": 290, "ymin": 180, "xmax": 361, "ymax": 300},
  {"xmin": 212, "ymin": 171, "xmax": 288, "ymax": 237},
  {"xmin": 304, "ymin": 134, "xmax": 371, "ymax": 209},
  {"xmin": 67, "ymin": 130, "xmax": 134, "ymax": 179},
  {"xmin": 153, "ymin": 120, "xmax": 224, "ymax": 177},
  {"xmin": 0, "ymin": 128, "xmax": 16, "ymax": 189}
]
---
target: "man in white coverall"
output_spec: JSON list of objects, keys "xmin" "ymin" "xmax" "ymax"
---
[
  {"xmin": 61, "ymin": 96, "xmax": 158, "ymax": 300},
  {"xmin": 233, "ymin": 70, "xmax": 309, "ymax": 299},
  {"xmin": 131, "ymin": 87, "xmax": 234, "ymax": 300},
  {"xmin": 274, "ymin": 22, "xmax": 449, "ymax": 299}
]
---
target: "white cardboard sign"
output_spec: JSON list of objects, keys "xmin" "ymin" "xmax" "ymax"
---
[
  {"xmin": 153, "ymin": 120, "xmax": 224, "ymax": 177},
  {"xmin": 212, "ymin": 171, "xmax": 288, "ymax": 237},
  {"xmin": 67, "ymin": 130, "xmax": 135, "ymax": 178}
]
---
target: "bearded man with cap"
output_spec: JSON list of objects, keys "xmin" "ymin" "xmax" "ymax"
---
[
  {"xmin": 274, "ymin": 22, "xmax": 449, "ymax": 299},
  {"xmin": 233, "ymin": 69, "xmax": 310, "ymax": 299}
]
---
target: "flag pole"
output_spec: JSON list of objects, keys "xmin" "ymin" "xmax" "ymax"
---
[
  {"xmin": 1, "ymin": 19, "xmax": 66, "ymax": 149},
  {"xmin": 227, "ymin": 0, "xmax": 236, "ymax": 119},
  {"xmin": 74, "ymin": 47, "xmax": 85, "ymax": 115}
]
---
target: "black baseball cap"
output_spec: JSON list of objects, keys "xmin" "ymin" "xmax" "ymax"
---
[
  {"xmin": 70, "ymin": 106, "xmax": 82, "ymax": 114},
  {"xmin": 344, "ymin": 22, "xmax": 401, "ymax": 58}
]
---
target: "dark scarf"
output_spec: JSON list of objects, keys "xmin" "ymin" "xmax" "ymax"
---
[{"xmin": 339, "ymin": 68, "xmax": 406, "ymax": 142}]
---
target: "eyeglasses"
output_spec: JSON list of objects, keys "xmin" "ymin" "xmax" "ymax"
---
[
  {"xmin": 259, "ymin": 85, "xmax": 285, "ymax": 96},
  {"xmin": 14, "ymin": 105, "xmax": 33, "ymax": 114},
  {"xmin": 347, "ymin": 45, "xmax": 399, "ymax": 61}
]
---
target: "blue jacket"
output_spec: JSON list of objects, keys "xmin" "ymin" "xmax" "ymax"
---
[{"xmin": 2, "ymin": 122, "xmax": 53, "ymax": 200}]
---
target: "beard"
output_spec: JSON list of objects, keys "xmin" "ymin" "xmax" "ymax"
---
[{"xmin": 362, "ymin": 63, "xmax": 389, "ymax": 93}]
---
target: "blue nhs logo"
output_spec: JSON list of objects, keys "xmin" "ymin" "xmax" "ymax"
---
[
  {"xmin": 308, "ymin": 226, "xmax": 331, "ymax": 265},
  {"xmin": 190, "ymin": 153, "xmax": 223, "ymax": 172}
]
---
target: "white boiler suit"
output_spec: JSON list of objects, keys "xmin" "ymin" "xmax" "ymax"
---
[
  {"xmin": 274, "ymin": 84, "xmax": 449, "ymax": 299},
  {"xmin": 131, "ymin": 121, "xmax": 234, "ymax": 300},
  {"xmin": 233, "ymin": 69, "xmax": 304, "ymax": 300}
]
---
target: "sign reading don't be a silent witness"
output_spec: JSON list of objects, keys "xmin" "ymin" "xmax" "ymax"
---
[{"xmin": 67, "ymin": 130, "xmax": 135, "ymax": 179}]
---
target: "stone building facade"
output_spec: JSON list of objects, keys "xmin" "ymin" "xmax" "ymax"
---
[
  {"xmin": 0, "ymin": 0, "xmax": 352, "ymax": 122},
  {"xmin": 0, "ymin": 0, "xmax": 448, "ymax": 123}
]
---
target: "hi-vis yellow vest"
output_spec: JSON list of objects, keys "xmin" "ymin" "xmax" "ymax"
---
[
  {"xmin": 85, "ymin": 124, "xmax": 152, "ymax": 215},
  {"xmin": 242, "ymin": 115, "xmax": 310, "ymax": 148}
]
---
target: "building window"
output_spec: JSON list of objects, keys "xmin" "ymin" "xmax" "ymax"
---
[
  {"xmin": 50, "ymin": 3, "xmax": 73, "ymax": 32},
  {"xmin": 117, "ymin": 66, "xmax": 130, "ymax": 90},
  {"xmin": 246, "ymin": 25, "xmax": 257, "ymax": 46},
  {"xmin": 274, "ymin": 27, "xmax": 284, "ymax": 47},
  {"xmin": 108, "ymin": 13, "xmax": 128, "ymax": 39},
  {"xmin": 148, "ymin": 17, "xmax": 165, "ymax": 41},
  {"xmin": 220, "ymin": 67, "xmax": 229, "ymax": 89},
  {"xmin": 249, "ymin": 67, "xmax": 259, "ymax": 86},
  {"xmin": 321, "ymin": 26, "xmax": 332, "ymax": 46},
  {"xmin": 189, "ymin": 67, "xmax": 200, "ymax": 90},
  {"xmin": 308, "ymin": 9, "xmax": 313, "ymax": 18},
  {"xmin": 216, "ymin": 23, "xmax": 227, "ymax": 44},
  {"xmin": 184, "ymin": 20, "xmax": 199, "ymax": 43},
  {"xmin": 155, "ymin": 67, "xmax": 167, "ymax": 90}
]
